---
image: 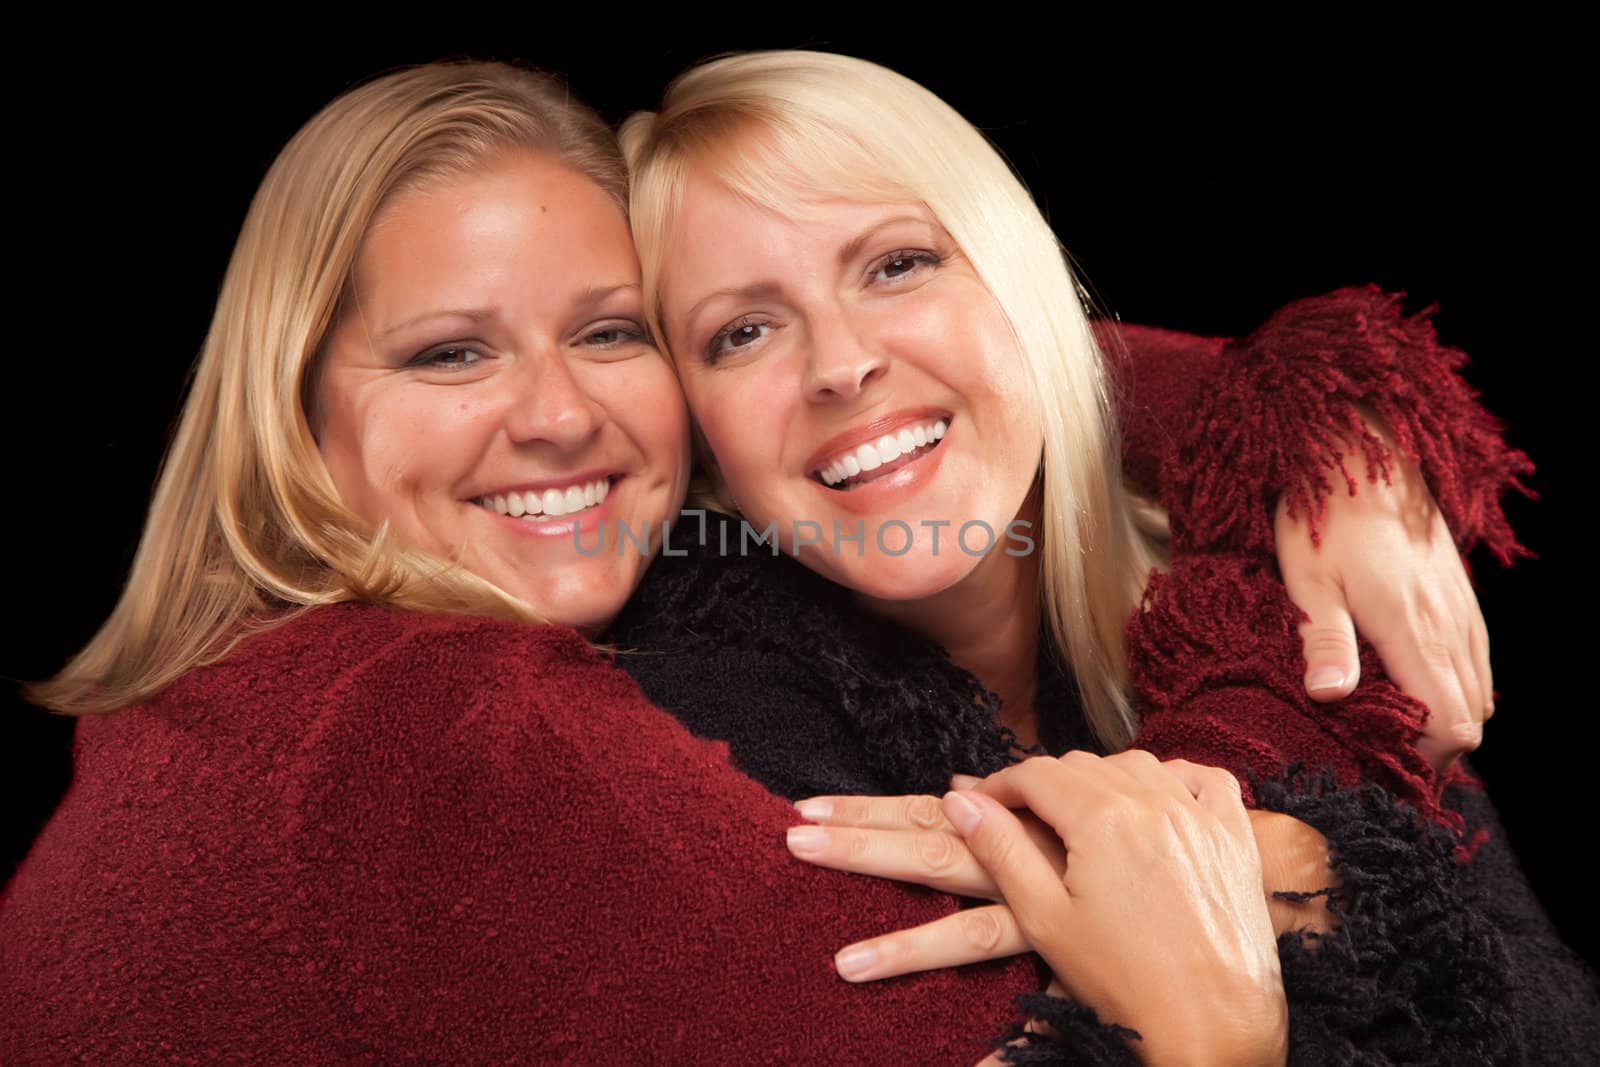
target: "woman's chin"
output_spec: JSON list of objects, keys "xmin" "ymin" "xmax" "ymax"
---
[
  {"xmin": 805, "ymin": 548, "xmax": 979, "ymax": 604},
  {"xmin": 502, "ymin": 559, "xmax": 645, "ymax": 634}
]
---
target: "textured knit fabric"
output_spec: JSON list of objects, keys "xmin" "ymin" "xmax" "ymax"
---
[
  {"xmin": 1111, "ymin": 287, "xmax": 1532, "ymax": 830},
  {"xmin": 0, "ymin": 604, "xmax": 1050, "ymax": 1064},
  {"xmin": 4, "ymin": 289, "xmax": 1587, "ymax": 1064},
  {"xmin": 607, "ymin": 288, "xmax": 1598, "ymax": 1060}
]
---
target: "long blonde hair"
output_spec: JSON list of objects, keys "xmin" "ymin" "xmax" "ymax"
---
[
  {"xmin": 621, "ymin": 51, "xmax": 1164, "ymax": 749},
  {"xmin": 35, "ymin": 61, "xmax": 628, "ymax": 715}
]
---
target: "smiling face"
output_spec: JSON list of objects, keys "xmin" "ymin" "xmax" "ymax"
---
[
  {"xmin": 659, "ymin": 171, "xmax": 1044, "ymax": 600},
  {"xmin": 314, "ymin": 149, "xmax": 691, "ymax": 633}
]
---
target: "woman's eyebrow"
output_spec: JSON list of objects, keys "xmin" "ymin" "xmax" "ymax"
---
[
  {"xmin": 377, "ymin": 284, "xmax": 640, "ymax": 340},
  {"xmin": 572, "ymin": 282, "xmax": 641, "ymax": 311},
  {"xmin": 682, "ymin": 282, "xmax": 783, "ymax": 333},
  {"xmin": 379, "ymin": 307, "xmax": 495, "ymax": 340},
  {"xmin": 676, "ymin": 217, "xmax": 936, "ymax": 332},
  {"xmin": 836, "ymin": 215, "xmax": 936, "ymax": 268}
]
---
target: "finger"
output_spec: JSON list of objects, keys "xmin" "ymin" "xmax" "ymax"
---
[
  {"xmin": 1450, "ymin": 618, "xmax": 1485, "ymax": 747},
  {"xmin": 942, "ymin": 788, "xmax": 1072, "ymax": 935},
  {"xmin": 1102, "ymin": 748, "xmax": 1201, "ymax": 807},
  {"xmin": 1156, "ymin": 759, "xmax": 1252, "ymax": 841},
  {"xmin": 966, "ymin": 754, "xmax": 1131, "ymax": 852},
  {"xmin": 785, "ymin": 823, "xmax": 1001, "ymax": 899},
  {"xmin": 1442, "ymin": 575, "xmax": 1487, "ymax": 731},
  {"xmin": 1382, "ymin": 627, "xmax": 1474, "ymax": 770},
  {"xmin": 794, "ymin": 793, "xmax": 952, "ymax": 833},
  {"xmin": 1284, "ymin": 576, "xmax": 1361, "ymax": 701},
  {"xmin": 1359, "ymin": 590, "xmax": 1475, "ymax": 769},
  {"xmin": 1469, "ymin": 605, "xmax": 1495, "ymax": 723},
  {"xmin": 831, "ymin": 904, "xmax": 1027, "ymax": 983},
  {"xmin": 949, "ymin": 773, "xmax": 983, "ymax": 790}
]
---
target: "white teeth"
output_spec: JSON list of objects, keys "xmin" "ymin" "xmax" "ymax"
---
[
  {"xmin": 478, "ymin": 478, "xmax": 610, "ymax": 519},
  {"xmin": 816, "ymin": 419, "xmax": 949, "ymax": 487}
]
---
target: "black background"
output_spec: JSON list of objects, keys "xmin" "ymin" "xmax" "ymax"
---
[{"xmin": 7, "ymin": 26, "xmax": 1589, "ymax": 965}]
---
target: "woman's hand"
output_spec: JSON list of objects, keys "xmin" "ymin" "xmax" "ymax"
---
[
  {"xmin": 963, "ymin": 753, "xmax": 1285, "ymax": 1066},
  {"xmin": 787, "ymin": 783, "xmax": 1335, "ymax": 970},
  {"xmin": 791, "ymin": 753, "xmax": 1288, "ymax": 1066},
  {"xmin": 1277, "ymin": 416, "xmax": 1493, "ymax": 772}
]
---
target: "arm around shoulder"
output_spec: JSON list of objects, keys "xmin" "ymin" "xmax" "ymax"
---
[{"xmin": 277, "ymin": 611, "xmax": 1042, "ymax": 1064}]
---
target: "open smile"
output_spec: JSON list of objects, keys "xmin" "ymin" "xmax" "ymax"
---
[
  {"xmin": 811, "ymin": 416, "xmax": 950, "ymax": 491},
  {"xmin": 475, "ymin": 476, "xmax": 614, "ymax": 519}
]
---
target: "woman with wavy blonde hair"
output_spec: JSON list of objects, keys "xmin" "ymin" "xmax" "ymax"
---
[{"xmin": 33, "ymin": 62, "xmax": 643, "ymax": 718}]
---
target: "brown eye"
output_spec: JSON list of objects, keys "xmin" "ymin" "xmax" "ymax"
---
[
  {"xmin": 706, "ymin": 318, "xmax": 773, "ymax": 362},
  {"xmin": 870, "ymin": 250, "xmax": 938, "ymax": 284}
]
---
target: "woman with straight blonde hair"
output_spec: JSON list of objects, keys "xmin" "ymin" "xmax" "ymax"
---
[{"xmin": 608, "ymin": 48, "xmax": 1597, "ymax": 1058}]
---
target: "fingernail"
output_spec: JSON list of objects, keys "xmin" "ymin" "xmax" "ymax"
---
[
  {"xmin": 834, "ymin": 944, "xmax": 878, "ymax": 980},
  {"xmin": 794, "ymin": 798, "xmax": 833, "ymax": 821},
  {"xmin": 949, "ymin": 773, "xmax": 982, "ymax": 790},
  {"xmin": 785, "ymin": 826, "xmax": 829, "ymax": 854},
  {"xmin": 1307, "ymin": 667, "xmax": 1347, "ymax": 693},
  {"xmin": 943, "ymin": 791, "xmax": 983, "ymax": 835}
]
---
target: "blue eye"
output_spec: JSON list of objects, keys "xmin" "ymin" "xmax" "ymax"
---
[
  {"xmin": 583, "ymin": 324, "xmax": 649, "ymax": 348},
  {"xmin": 870, "ymin": 250, "xmax": 939, "ymax": 283},
  {"xmin": 707, "ymin": 318, "xmax": 773, "ymax": 362},
  {"xmin": 409, "ymin": 346, "xmax": 484, "ymax": 370}
]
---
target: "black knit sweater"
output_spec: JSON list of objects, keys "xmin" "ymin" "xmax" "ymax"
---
[{"xmin": 608, "ymin": 526, "xmax": 1600, "ymax": 1063}]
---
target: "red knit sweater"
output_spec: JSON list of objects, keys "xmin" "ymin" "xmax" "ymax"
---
[
  {"xmin": 1108, "ymin": 287, "xmax": 1530, "ymax": 832},
  {"xmin": 1, "ymin": 605, "xmax": 1040, "ymax": 1064},
  {"xmin": 0, "ymin": 288, "xmax": 1537, "ymax": 1063}
]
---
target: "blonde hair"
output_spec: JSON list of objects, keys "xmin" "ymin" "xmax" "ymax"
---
[
  {"xmin": 35, "ymin": 61, "xmax": 628, "ymax": 715},
  {"xmin": 621, "ymin": 51, "xmax": 1164, "ymax": 748}
]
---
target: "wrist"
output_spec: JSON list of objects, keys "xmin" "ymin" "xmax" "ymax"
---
[
  {"xmin": 1248, "ymin": 809, "xmax": 1339, "ymax": 938},
  {"xmin": 1136, "ymin": 988, "xmax": 1287, "ymax": 1067}
]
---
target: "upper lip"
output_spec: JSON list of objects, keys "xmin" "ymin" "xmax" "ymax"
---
[
  {"xmin": 469, "ymin": 469, "xmax": 616, "ymax": 500},
  {"xmin": 804, "ymin": 408, "xmax": 952, "ymax": 475}
]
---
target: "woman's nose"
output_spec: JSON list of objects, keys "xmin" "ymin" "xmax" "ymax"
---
[
  {"xmin": 803, "ymin": 318, "xmax": 888, "ymax": 403},
  {"xmin": 503, "ymin": 351, "xmax": 605, "ymax": 449}
]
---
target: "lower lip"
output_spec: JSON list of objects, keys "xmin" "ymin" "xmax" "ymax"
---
[
  {"xmin": 814, "ymin": 434, "xmax": 951, "ymax": 515},
  {"xmin": 480, "ymin": 483, "xmax": 620, "ymax": 542}
]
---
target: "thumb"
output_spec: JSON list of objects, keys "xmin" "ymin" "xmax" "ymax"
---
[
  {"xmin": 941, "ymin": 791, "xmax": 1064, "ymax": 920},
  {"xmin": 1289, "ymin": 581, "xmax": 1361, "ymax": 701}
]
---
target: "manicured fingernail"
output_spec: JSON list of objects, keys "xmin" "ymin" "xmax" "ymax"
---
[
  {"xmin": 786, "ymin": 826, "xmax": 829, "ymax": 854},
  {"xmin": 949, "ymin": 773, "xmax": 982, "ymax": 790},
  {"xmin": 794, "ymin": 798, "xmax": 833, "ymax": 821},
  {"xmin": 943, "ymin": 791, "xmax": 983, "ymax": 835},
  {"xmin": 1307, "ymin": 668, "xmax": 1347, "ymax": 693},
  {"xmin": 834, "ymin": 944, "xmax": 878, "ymax": 980}
]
